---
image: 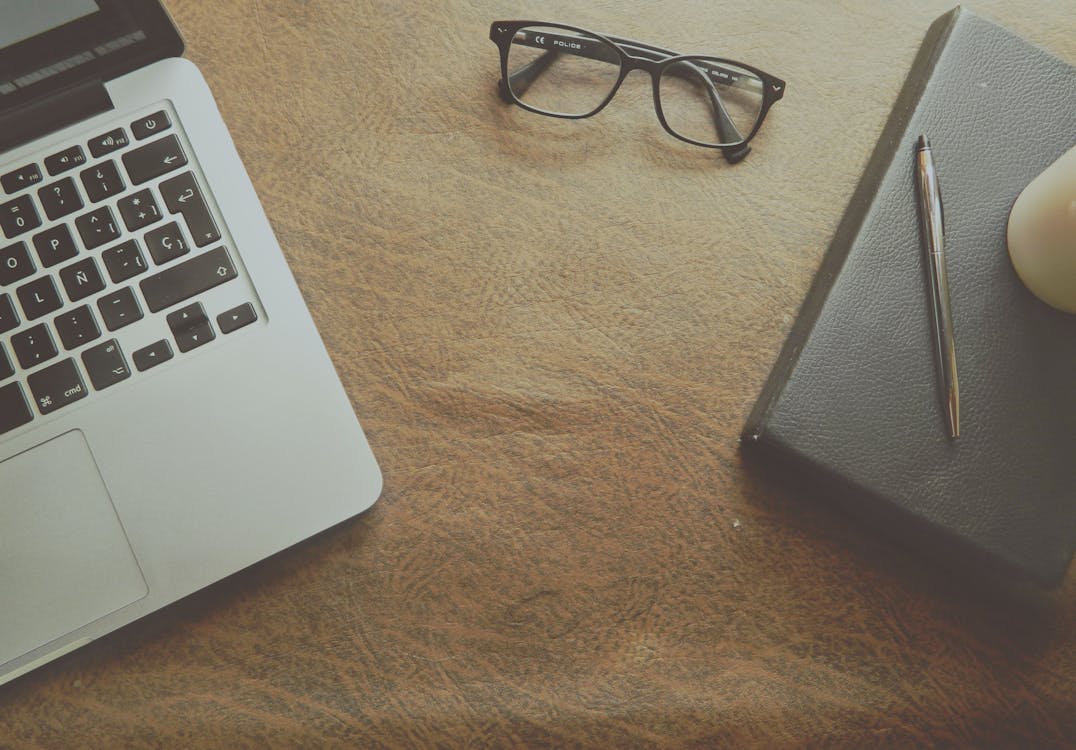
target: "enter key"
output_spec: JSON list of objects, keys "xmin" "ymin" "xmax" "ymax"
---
[{"xmin": 159, "ymin": 171, "xmax": 221, "ymax": 247}]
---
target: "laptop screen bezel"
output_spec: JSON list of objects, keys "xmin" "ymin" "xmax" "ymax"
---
[{"xmin": 0, "ymin": 0, "xmax": 183, "ymax": 114}]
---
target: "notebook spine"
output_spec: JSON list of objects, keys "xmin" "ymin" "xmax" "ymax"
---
[{"xmin": 741, "ymin": 7, "xmax": 962, "ymax": 446}]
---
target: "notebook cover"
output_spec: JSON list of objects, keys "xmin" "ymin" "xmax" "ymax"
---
[{"xmin": 741, "ymin": 7, "xmax": 1076, "ymax": 587}]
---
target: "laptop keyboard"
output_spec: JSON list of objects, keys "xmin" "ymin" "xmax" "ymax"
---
[{"xmin": 0, "ymin": 105, "xmax": 261, "ymax": 438}]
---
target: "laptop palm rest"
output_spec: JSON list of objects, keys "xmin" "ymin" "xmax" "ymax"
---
[{"xmin": 1, "ymin": 430, "xmax": 148, "ymax": 667}]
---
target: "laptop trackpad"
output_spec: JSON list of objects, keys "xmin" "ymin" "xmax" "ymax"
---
[{"xmin": 0, "ymin": 430, "xmax": 148, "ymax": 667}]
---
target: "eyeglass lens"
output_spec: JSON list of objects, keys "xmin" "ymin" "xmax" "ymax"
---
[{"xmin": 506, "ymin": 27, "xmax": 622, "ymax": 117}]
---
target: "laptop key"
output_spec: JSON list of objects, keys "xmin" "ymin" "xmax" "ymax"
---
[
  {"xmin": 55, "ymin": 305, "xmax": 101, "ymax": 350},
  {"xmin": 117, "ymin": 188, "xmax": 162, "ymax": 231},
  {"xmin": 0, "ymin": 195, "xmax": 41, "ymax": 239},
  {"xmin": 0, "ymin": 293, "xmax": 18, "ymax": 334},
  {"xmin": 218, "ymin": 302, "xmax": 257, "ymax": 334},
  {"xmin": 159, "ymin": 172, "xmax": 220, "ymax": 247},
  {"xmin": 167, "ymin": 302, "xmax": 215, "ymax": 353},
  {"xmin": 123, "ymin": 134, "xmax": 187, "ymax": 185},
  {"xmin": 102, "ymin": 239, "xmax": 148, "ymax": 283},
  {"xmin": 133, "ymin": 339, "xmax": 173, "ymax": 372},
  {"xmin": 43, "ymin": 145, "xmax": 86, "ymax": 176},
  {"xmin": 144, "ymin": 221, "xmax": 189, "ymax": 265},
  {"xmin": 17, "ymin": 275, "xmax": 63, "ymax": 320},
  {"xmin": 131, "ymin": 110, "xmax": 171, "ymax": 140},
  {"xmin": 33, "ymin": 224, "xmax": 78, "ymax": 267},
  {"xmin": 59, "ymin": 257, "xmax": 106, "ymax": 302},
  {"xmin": 11, "ymin": 323, "xmax": 57, "ymax": 369},
  {"xmin": 0, "ymin": 241, "xmax": 35, "ymax": 286},
  {"xmin": 80, "ymin": 160, "xmax": 126, "ymax": 203},
  {"xmin": 0, "ymin": 343, "xmax": 13, "ymax": 380},
  {"xmin": 88, "ymin": 127, "xmax": 130, "ymax": 158},
  {"xmin": 27, "ymin": 357, "xmax": 87, "ymax": 414},
  {"xmin": 37, "ymin": 178, "xmax": 84, "ymax": 221},
  {"xmin": 75, "ymin": 206, "xmax": 120, "ymax": 250},
  {"xmin": 140, "ymin": 245, "xmax": 237, "ymax": 313},
  {"xmin": 1, "ymin": 164, "xmax": 42, "ymax": 194},
  {"xmin": 97, "ymin": 286, "xmax": 144, "ymax": 331},
  {"xmin": 0, "ymin": 382, "xmax": 33, "ymax": 434},
  {"xmin": 82, "ymin": 339, "xmax": 131, "ymax": 390}
]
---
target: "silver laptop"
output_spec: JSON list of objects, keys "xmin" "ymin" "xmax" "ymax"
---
[{"xmin": 0, "ymin": 0, "xmax": 382, "ymax": 685}]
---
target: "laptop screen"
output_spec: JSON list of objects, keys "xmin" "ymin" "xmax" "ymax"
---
[{"xmin": 0, "ymin": 0, "xmax": 182, "ymax": 111}]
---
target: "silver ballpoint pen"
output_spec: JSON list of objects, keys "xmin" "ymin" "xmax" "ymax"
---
[{"xmin": 914, "ymin": 135, "xmax": 959, "ymax": 438}]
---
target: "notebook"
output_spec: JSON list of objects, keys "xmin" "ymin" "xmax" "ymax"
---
[
  {"xmin": 741, "ymin": 7, "xmax": 1076, "ymax": 587},
  {"xmin": 0, "ymin": 0, "xmax": 382, "ymax": 684}
]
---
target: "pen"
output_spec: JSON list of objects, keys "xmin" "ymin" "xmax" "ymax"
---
[{"xmin": 914, "ymin": 134, "xmax": 960, "ymax": 438}]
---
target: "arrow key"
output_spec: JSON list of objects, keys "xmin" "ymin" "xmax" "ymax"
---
[
  {"xmin": 217, "ymin": 302, "xmax": 257, "ymax": 334},
  {"xmin": 167, "ymin": 301, "xmax": 215, "ymax": 353},
  {"xmin": 133, "ymin": 339, "xmax": 174, "ymax": 372}
]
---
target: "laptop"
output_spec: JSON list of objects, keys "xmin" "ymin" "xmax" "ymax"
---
[{"xmin": 0, "ymin": 0, "xmax": 382, "ymax": 685}]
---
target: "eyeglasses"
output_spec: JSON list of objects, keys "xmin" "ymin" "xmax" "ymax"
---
[{"xmin": 489, "ymin": 21, "xmax": 786, "ymax": 164}]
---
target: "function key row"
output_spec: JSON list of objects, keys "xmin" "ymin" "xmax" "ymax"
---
[{"xmin": 1, "ymin": 110, "xmax": 172, "ymax": 195}]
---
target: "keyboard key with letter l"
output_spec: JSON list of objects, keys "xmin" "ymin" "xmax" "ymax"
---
[
  {"xmin": 17, "ymin": 275, "xmax": 63, "ymax": 320},
  {"xmin": 140, "ymin": 246, "xmax": 237, "ymax": 313},
  {"xmin": 159, "ymin": 171, "xmax": 220, "ymax": 247},
  {"xmin": 27, "ymin": 357, "xmax": 87, "ymax": 415},
  {"xmin": 0, "ymin": 382, "xmax": 33, "ymax": 435},
  {"xmin": 122, "ymin": 134, "xmax": 187, "ymax": 185}
]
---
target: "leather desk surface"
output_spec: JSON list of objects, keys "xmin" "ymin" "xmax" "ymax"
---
[{"xmin": 2, "ymin": 1, "xmax": 1073, "ymax": 747}]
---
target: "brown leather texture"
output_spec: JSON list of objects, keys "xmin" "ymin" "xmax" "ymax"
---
[{"xmin": 2, "ymin": 1, "xmax": 1074, "ymax": 747}]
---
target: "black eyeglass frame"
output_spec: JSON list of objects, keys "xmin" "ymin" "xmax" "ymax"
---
[{"xmin": 489, "ymin": 20, "xmax": 786, "ymax": 163}]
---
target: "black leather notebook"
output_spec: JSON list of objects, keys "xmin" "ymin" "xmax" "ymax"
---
[{"xmin": 741, "ymin": 8, "xmax": 1076, "ymax": 587}]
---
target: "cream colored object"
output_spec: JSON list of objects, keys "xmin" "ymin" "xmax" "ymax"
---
[{"xmin": 1007, "ymin": 145, "xmax": 1076, "ymax": 313}]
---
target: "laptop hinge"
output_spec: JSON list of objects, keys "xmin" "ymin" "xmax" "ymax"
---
[{"xmin": 0, "ymin": 79, "xmax": 113, "ymax": 154}]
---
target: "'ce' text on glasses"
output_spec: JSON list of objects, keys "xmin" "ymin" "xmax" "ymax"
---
[{"xmin": 490, "ymin": 21, "xmax": 786, "ymax": 164}]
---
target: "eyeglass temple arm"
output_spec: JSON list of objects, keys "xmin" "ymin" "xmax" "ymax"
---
[{"xmin": 501, "ymin": 31, "xmax": 750, "ymax": 163}]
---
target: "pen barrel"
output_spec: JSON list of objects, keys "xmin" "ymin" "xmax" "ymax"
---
[{"xmin": 915, "ymin": 142, "xmax": 960, "ymax": 436}]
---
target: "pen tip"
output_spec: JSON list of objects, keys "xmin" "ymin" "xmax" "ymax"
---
[{"xmin": 917, "ymin": 134, "xmax": 930, "ymax": 150}]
